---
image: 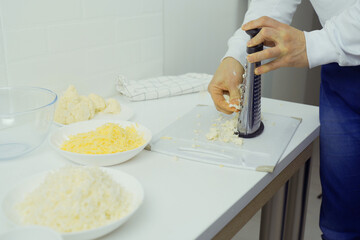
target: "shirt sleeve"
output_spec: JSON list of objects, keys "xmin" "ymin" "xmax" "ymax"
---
[
  {"xmin": 223, "ymin": 0, "xmax": 302, "ymax": 68},
  {"xmin": 304, "ymin": 1, "xmax": 360, "ymax": 68}
]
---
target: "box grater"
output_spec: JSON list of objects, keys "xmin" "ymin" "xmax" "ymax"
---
[{"xmin": 237, "ymin": 28, "xmax": 264, "ymax": 138}]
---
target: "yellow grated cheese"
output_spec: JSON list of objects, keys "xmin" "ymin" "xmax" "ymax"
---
[
  {"xmin": 16, "ymin": 167, "xmax": 132, "ymax": 233},
  {"xmin": 61, "ymin": 123, "xmax": 145, "ymax": 154}
]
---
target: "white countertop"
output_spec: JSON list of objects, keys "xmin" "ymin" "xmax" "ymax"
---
[{"xmin": 0, "ymin": 92, "xmax": 320, "ymax": 240}]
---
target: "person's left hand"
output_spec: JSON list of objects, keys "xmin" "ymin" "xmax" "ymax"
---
[{"xmin": 242, "ymin": 16, "xmax": 309, "ymax": 75}]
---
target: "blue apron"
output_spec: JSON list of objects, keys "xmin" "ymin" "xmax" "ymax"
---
[{"xmin": 320, "ymin": 63, "xmax": 360, "ymax": 240}]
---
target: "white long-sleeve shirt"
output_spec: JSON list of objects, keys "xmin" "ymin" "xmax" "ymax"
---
[{"xmin": 224, "ymin": 0, "xmax": 360, "ymax": 69}]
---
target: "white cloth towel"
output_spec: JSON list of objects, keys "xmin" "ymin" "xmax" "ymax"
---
[{"xmin": 116, "ymin": 73, "xmax": 212, "ymax": 101}]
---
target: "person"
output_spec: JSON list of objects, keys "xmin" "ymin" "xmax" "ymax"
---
[{"xmin": 207, "ymin": 0, "xmax": 360, "ymax": 239}]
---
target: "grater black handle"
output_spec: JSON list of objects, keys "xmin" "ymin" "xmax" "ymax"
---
[
  {"xmin": 245, "ymin": 28, "xmax": 261, "ymax": 38},
  {"xmin": 245, "ymin": 28, "xmax": 263, "ymax": 54}
]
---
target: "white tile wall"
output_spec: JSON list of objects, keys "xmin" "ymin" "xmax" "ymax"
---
[
  {"xmin": 1, "ymin": 0, "xmax": 83, "ymax": 28},
  {"xmin": 82, "ymin": 0, "xmax": 142, "ymax": 19},
  {"xmin": 0, "ymin": 67, "xmax": 6, "ymax": 87},
  {"xmin": 0, "ymin": 0, "xmax": 164, "ymax": 97},
  {"xmin": 140, "ymin": 36, "xmax": 163, "ymax": 62},
  {"xmin": 0, "ymin": 23, "xmax": 4, "ymax": 66},
  {"xmin": 142, "ymin": 0, "xmax": 163, "ymax": 13},
  {"xmin": 6, "ymin": 28, "xmax": 47, "ymax": 61},
  {"xmin": 163, "ymin": 0, "xmax": 247, "ymax": 75},
  {"xmin": 117, "ymin": 14, "xmax": 162, "ymax": 42},
  {"xmin": 47, "ymin": 19, "xmax": 117, "ymax": 53},
  {"xmin": 0, "ymin": 21, "xmax": 8, "ymax": 86}
]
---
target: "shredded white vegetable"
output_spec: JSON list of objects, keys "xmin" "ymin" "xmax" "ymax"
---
[{"xmin": 16, "ymin": 167, "xmax": 132, "ymax": 233}]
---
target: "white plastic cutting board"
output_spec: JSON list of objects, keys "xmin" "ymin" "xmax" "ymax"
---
[{"xmin": 150, "ymin": 105, "xmax": 301, "ymax": 172}]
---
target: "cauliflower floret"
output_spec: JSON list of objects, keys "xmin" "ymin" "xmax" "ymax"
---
[
  {"xmin": 54, "ymin": 86, "xmax": 122, "ymax": 125},
  {"xmin": 63, "ymin": 85, "xmax": 79, "ymax": 100},
  {"xmin": 54, "ymin": 86, "xmax": 96, "ymax": 125},
  {"xmin": 76, "ymin": 96, "xmax": 95, "ymax": 120},
  {"xmin": 103, "ymin": 98, "xmax": 121, "ymax": 114},
  {"xmin": 88, "ymin": 93, "xmax": 106, "ymax": 113}
]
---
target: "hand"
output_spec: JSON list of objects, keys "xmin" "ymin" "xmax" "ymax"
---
[
  {"xmin": 242, "ymin": 16, "xmax": 309, "ymax": 75},
  {"xmin": 208, "ymin": 57, "xmax": 244, "ymax": 114}
]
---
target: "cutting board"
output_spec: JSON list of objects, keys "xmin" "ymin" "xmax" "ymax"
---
[{"xmin": 149, "ymin": 105, "xmax": 301, "ymax": 172}]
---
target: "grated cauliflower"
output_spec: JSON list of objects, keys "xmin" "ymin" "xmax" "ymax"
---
[
  {"xmin": 206, "ymin": 113, "xmax": 243, "ymax": 145},
  {"xmin": 16, "ymin": 166, "xmax": 133, "ymax": 233}
]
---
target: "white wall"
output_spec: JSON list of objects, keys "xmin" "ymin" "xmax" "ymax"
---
[
  {"xmin": 163, "ymin": 0, "xmax": 247, "ymax": 75},
  {"xmin": 0, "ymin": 0, "xmax": 164, "ymax": 97},
  {"xmin": 0, "ymin": 19, "xmax": 7, "ymax": 86}
]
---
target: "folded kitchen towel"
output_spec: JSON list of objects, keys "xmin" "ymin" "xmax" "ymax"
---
[{"xmin": 116, "ymin": 73, "xmax": 213, "ymax": 101}]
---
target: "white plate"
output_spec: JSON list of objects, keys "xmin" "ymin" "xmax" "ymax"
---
[
  {"xmin": 49, "ymin": 120, "xmax": 152, "ymax": 166},
  {"xmin": 0, "ymin": 226, "xmax": 63, "ymax": 240},
  {"xmin": 93, "ymin": 103, "xmax": 134, "ymax": 121},
  {"xmin": 53, "ymin": 103, "xmax": 134, "ymax": 127},
  {"xmin": 2, "ymin": 167, "xmax": 144, "ymax": 240}
]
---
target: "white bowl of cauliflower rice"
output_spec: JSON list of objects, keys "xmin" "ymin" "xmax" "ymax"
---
[
  {"xmin": 49, "ymin": 120, "xmax": 152, "ymax": 166},
  {"xmin": 2, "ymin": 166, "xmax": 144, "ymax": 240}
]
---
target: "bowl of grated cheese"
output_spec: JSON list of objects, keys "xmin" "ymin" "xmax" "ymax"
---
[
  {"xmin": 49, "ymin": 120, "xmax": 152, "ymax": 166},
  {"xmin": 2, "ymin": 166, "xmax": 144, "ymax": 240}
]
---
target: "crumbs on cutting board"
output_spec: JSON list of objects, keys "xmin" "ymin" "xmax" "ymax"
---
[
  {"xmin": 206, "ymin": 112, "xmax": 243, "ymax": 146},
  {"xmin": 160, "ymin": 136, "xmax": 173, "ymax": 140}
]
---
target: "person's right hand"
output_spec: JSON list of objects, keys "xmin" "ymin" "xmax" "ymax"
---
[{"xmin": 208, "ymin": 57, "xmax": 244, "ymax": 114}]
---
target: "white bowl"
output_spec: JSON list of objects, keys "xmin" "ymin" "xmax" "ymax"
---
[
  {"xmin": 2, "ymin": 167, "xmax": 144, "ymax": 240},
  {"xmin": 0, "ymin": 226, "xmax": 63, "ymax": 240},
  {"xmin": 49, "ymin": 120, "xmax": 152, "ymax": 166}
]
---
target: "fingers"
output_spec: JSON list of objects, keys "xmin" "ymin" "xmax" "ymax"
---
[
  {"xmin": 215, "ymin": 98, "xmax": 236, "ymax": 114},
  {"xmin": 255, "ymin": 58, "xmax": 283, "ymax": 74},
  {"xmin": 247, "ymin": 27, "xmax": 279, "ymax": 47},
  {"xmin": 228, "ymin": 77, "xmax": 241, "ymax": 98},
  {"xmin": 229, "ymin": 98, "xmax": 241, "ymax": 112},
  {"xmin": 239, "ymin": 16, "xmax": 308, "ymax": 74},
  {"xmin": 208, "ymin": 57, "xmax": 244, "ymax": 114},
  {"xmin": 228, "ymin": 87, "xmax": 241, "ymax": 112},
  {"xmin": 247, "ymin": 47, "xmax": 281, "ymax": 63},
  {"xmin": 208, "ymin": 86, "xmax": 236, "ymax": 114},
  {"xmin": 242, "ymin": 16, "xmax": 282, "ymax": 31}
]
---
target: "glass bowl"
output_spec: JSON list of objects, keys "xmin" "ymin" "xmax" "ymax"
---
[{"xmin": 0, "ymin": 86, "xmax": 57, "ymax": 159}]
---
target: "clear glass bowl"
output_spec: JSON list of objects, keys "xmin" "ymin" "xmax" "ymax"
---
[{"xmin": 0, "ymin": 86, "xmax": 57, "ymax": 159}]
